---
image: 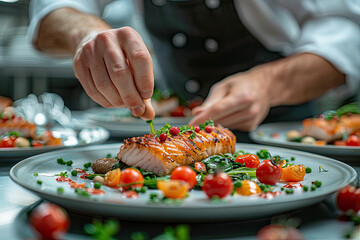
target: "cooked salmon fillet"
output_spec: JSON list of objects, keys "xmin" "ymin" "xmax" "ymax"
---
[
  {"xmin": 303, "ymin": 114, "xmax": 360, "ymax": 142},
  {"xmin": 117, "ymin": 125, "xmax": 236, "ymax": 176}
]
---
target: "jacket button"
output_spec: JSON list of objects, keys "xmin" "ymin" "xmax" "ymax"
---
[
  {"xmin": 185, "ymin": 79, "xmax": 200, "ymax": 93},
  {"xmin": 172, "ymin": 33, "xmax": 187, "ymax": 48},
  {"xmin": 204, "ymin": 38, "xmax": 219, "ymax": 52},
  {"xmin": 204, "ymin": 0, "xmax": 220, "ymax": 9}
]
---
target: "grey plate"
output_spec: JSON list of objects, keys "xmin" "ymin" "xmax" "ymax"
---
[
  {"xmin": 250, "ymin": 122, "xmax": 360, "ymax": 160},
  {"xmin": 84, "ymin": 107, "xmax": 192, "ymax": 137},
  {"xmin": 10, "ymin": 143, "xmax": 356, "ymax": 222},
  {"xmin": 0, "ymin": 126, "xmax": 110, "ymax": 160}
]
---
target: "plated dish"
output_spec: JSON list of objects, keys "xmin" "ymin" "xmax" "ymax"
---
[{"xmin": 10, "ymin": 141, "xmax": 356, "ymax": 222}]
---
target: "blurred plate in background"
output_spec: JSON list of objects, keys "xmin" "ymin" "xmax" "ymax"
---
[
  {"xmin": 250, "ymin": 122, "xmax": 360, "ymax": 161},
  {"xmin": 83, "ymin": 107, "xmax": 192, "ymax": 137}
]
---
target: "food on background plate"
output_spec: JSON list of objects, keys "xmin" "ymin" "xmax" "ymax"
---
[
  {"xmin": 0, "ymin": 100, "xmax": 62, "ymax": 148},
  {"xmin": 286, "ymin": 103, "xmax": 360, "ymax": 146}
]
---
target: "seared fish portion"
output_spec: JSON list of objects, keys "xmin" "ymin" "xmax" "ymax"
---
[
  {"xmin": 117, "ymin": 125, "xmax": 236, "ymax": 176},
  {"xmin": 303, "ymin": 114, "xmax": 360, "ymax": 142}
]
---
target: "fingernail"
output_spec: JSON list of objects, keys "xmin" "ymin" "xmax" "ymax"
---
[
  {"xmin": 141, "ymin": 90, "xmax": 152, "ymax": 99},
  {"xmin": 131, "ymin": 105, "xmax": 145, "ymax": 117}
]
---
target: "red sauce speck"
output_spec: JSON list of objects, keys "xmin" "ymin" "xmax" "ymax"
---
[
  {"xmin": 85, "ymin": 188, "xmax": 105, "ymax": 195},
  {"xmin": 72, "ymin": 168, "xmax": 87, "ymax": 174},
  {"xmin": 259, "ymin": 191, "xmax": 282, "ymax": 199},
  {"xmin": 56, "ymin": 176, "xmax": 73, "ymax": 182},
  {"xmin": 69, "ymin": 181, "xmax": 85, "ymax": 189},
  {"xmin": 283, "ymin": 183, "xmax": 303, "ymax": 189},
  {"xmin": 271, "ymin": 133, "xmax": 280, "ymax": 138},
  {"xmin": 122, "ymin": 190, "xmax": 139, "ymax": 199},
  {"xmin": 80, "ymin": 173, "xmax": 90, "ymax": 179}
]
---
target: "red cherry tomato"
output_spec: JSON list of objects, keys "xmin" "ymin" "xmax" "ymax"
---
[
  {"xmin": 256, "ymin": 160, "xmax": 282, "ymax": 185},
  {"xmin": 346, "ymin": 135, "xmax": 360, "ymax": 146},
  {"xmin": 171, "ymin": 106, "xmax": 185, "ymax": 117},
  {"xmin": 336, "ymin": 185, "xmax": 360, "ymax": 213},
  {"xmin": 169, "ymin": 127, "xmax": 180, "ymax": 136},
  {"xmin": 0, "ymin": 136, "xmax": 15, "ymax": 148},
  {"xmin": 205, "ymin": 125, "xmax": 212, "ymax": 133},
  {"xmin": 234, "ymin": 154, "xmax": 260, "ymax": 168},
  {"xmin": 170, "ymin": 166, "xmax": 197, "ymax": 190},
  {"xmin": 29, "ymin": 203, "xmax": 70, "ymax": 240},
  {"xmin": 202, "ymin": 171, "xmax": 233, "ymax": 199},
  {"xmin": 257, "ymin": 224, "xmax": 304, "ymax": 240},
  {"xmin": 194, "ymin": 126, "xmax": 200, "ymax": 133},
  {"xmin": 120, "ymin": 168, "xmax": 144, "ymax": 190},
  {"xmin": 159, "ymin": 133, "xmax": 167, "ymax": 142},
  {"xmin": 194, "ymin": 162, "xmax": 207, "ymax": 173}
]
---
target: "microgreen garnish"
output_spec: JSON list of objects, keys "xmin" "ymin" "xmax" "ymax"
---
[
  {"xmin": 319, "ymin": 165, "xmax": 328, "ymax": 172},
  {"xmin": 156, "ymin": 123, "xmax": 171, "ymax": 137},
  {"xmin": 84, "ymin": 162, "xmax": 92, "ymax": 168},
  {"xmin": 199, "ymin": 118, "xmax": 214, "ymax": 131},
  {"xmin": 146, "ymin": 120, "xmax": 156, "ymax": 134},
  {"xmin": 256, "ymin": 149, "xmax": 271, "ymax": 159},
  {"xmin": 55, "ymin": 171, "xmax": 69, "ymax": 177},
  {"xmin": 56, "ymin": 157, "xmax": 73, "ymax": 166},
  {"xmin": 84, "ymin": 219, "xmax": 119, "ymax": 239},
  {"xmin": 33, "ymin": 172, "xmax": 38, "ymax": 176}
]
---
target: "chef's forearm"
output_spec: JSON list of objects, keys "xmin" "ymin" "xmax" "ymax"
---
[
  {"xmin": 34, "ymin": 8, "xmax": 111, "ymax": 56},
  {"xmin": 258, "ymin": 53, "xmax": 346, "ymax": 107}
]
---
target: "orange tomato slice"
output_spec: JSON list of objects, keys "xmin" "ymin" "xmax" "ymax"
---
[
  {"xmin": 104, "ymin": 168, "xmax": 121, "ymax": 187},
  {"xmin": 281, "ymin": 164, "xmax": 306, "ymax": 182},
  {"xmin": 157, "ymin": 180, "xmax": 189, "ymax": 199},
  {"xmin": 235, "ymin": 180, "xmax": 261, "ymax": 196}
]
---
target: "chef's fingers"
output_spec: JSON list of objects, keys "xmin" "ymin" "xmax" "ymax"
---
[
  {"xmin": 83, "ymin": 39, "xmax": 125, "ymax": 108},
  {"xmin": 74, "ymin": 53, "xmax": 112, "ymax": 108},
  {"xmin": 118, "ymin": 27, "xmax": 154, "ymax": 100},
  {"xmin": 98, "ymin": 31, "xmax": 145, "ymax": 117},
  {"xmin": 140, "ymin": 99, "xmax": 155, "ymax": 121}
]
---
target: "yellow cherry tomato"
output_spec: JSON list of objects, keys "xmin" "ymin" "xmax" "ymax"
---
[
  {"xmin": 104, "ymin": 168, "xmax": 121, "ymax": 188},
  {"xmin": 236, "ymin": 180, "xmax": 261, "ymax": 196},
  {"xmin": 157, "ymin": 180, "xmax": 189, "ymax": 199}
]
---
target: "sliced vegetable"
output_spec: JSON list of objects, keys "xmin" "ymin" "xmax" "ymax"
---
[
  {"xmin": 235, "ymin": 180, "xmax": 261, "ymax": 196},
  {"xmin": 281, "ymin": 164, "xmax": 306, "ymax": 182},
  {"xmin": 157, "ymin": 180, "xmax": 189, "ymax": 199},
  {"xmin": 104, "ymin": 168, "xmax": 121, "ymax": 188}
]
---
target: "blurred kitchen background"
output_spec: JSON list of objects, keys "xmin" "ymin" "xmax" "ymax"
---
[
  {"xmin": 0, "ymin": 0, "xmax": 358, "ymax": 112},
  {"xmin": 0, "ymin": 0, "xmax": 166, "ymax": 111}
]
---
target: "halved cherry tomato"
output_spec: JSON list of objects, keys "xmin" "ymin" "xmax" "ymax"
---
[
  {"xmin": 120, "ymin": 168, "xmax": 144, "ymax": 190},
  {"xmin": 281, "ymin": 164, "xmax": 306, "ymax": 182},
  {"xmin": 337, "ymin": 185, "xmax": 360, "ymax": 213},
  {"xmin": 32, "ymin": 140, "xmax": 43, "ymax": 148},
  {"xmin": 256, "ymin": 160, "xmax": 282, "ymax": 185},
  {"xmin": 234, "ymin": 154, "xmax": 260, "ymax": 168},
  {"xmin": 157, "ymin": 180, "xmax": 189, "ymax": 199},
  {"xmin": 194, "ymin": 162, "xmax": 207, "ymax": 173},
  {"xmin": 105, "ymin": 168, "xmax": 121, "ymax": 188},
  {"xmin": 346, "ymin": 135, "xmax": 360, "ymax": 146},
  {"xmin": 29, "ymin": 203, "xmax": 70, "ymax": 240},
  {"xmin": 202, "ymin": 171, "xmax": 233, "ymax": 199},
  {"xmin": 334, "ymin": 140, "xmax": 346, "ymax": 146},
  {"xmin": 235, "ymin": 180, "xmax": 261, "ymax": 196},
  {"xmin": 0, "ymin": 136, "xmax": 15, "ymax": 148},
  {"xmin": 170, "ymin": 166, "xmax": 197, "ymax": 190},
  {"xmin": 122, "ymin": 190, "xmax": 139, "ymax": 199}
]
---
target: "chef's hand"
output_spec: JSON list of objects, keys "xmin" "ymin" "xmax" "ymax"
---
[
  {"xmin": 73, "ymin": 27, "xmax": 155, "ymax": 120},
  {"xmin": 189, "ymin": 68, "xmax": 272, "ymax": 131}
]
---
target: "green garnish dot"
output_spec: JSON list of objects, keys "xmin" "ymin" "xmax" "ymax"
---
[
  {"xmin": 84, "ymin": 162, "xmax": 92, "ymax": 168},
  {"xmin": 94, "ymin": 182, "xmax": 101, "ymax": 189},
  {"xmin": 71, "ymin": 170, "xmax": 78, "ymax": 176},
  {"xmin": 57, "ymin": 187, "xmax": 64, "ymax": 194},
  {"xmin": 311, "ymin": 186, "xmax": 316, "ymax": 191},
  {"xmin": 33, "ymin": 172, "xmax": 38, "ymax": 176},
  {"xmin": 314, "ymin": 180, "xmax": 322, "ymax": 188},
  {"xmin": 37, "ymin": 180, "xmax": 43, "ymax": 185},
  {"xmin": 291, "ymin": 156, "xmax": 295, "ymax": 161},
  {"xmin": 306, "ymin": 167, "xmax": 312, "ymax": 173},
  {"xmin": 303, "ymin": 186, "xmax": 309, "ymax": 192}
]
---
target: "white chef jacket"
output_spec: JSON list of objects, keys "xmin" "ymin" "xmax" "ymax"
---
[{"xmin": 28, "ymin": 0, "xmax": 360, "ymax": 99}]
